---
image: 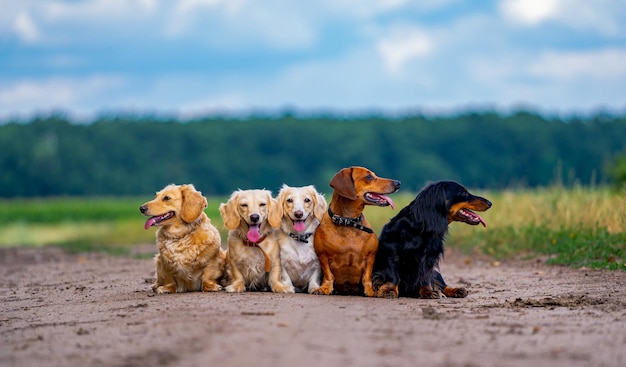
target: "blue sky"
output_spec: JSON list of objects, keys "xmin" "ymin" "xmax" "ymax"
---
[{"xmin": 1, "ymin": 0, "xmax": 625, "ymax": 120}]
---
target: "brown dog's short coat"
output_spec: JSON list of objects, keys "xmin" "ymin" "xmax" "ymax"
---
[{"xmin": 313, "ymin": 166, "xmax": 400, "ymax": 296}]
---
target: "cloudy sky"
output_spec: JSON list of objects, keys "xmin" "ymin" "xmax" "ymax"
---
[{"xmin": 1, "ymin": 0, "xmax": 625, "ymax": 120}]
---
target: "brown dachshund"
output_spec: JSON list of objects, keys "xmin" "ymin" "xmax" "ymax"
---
[{"xmin": 313, "ymin": 166, "xmax": 400, "ymax": 296}]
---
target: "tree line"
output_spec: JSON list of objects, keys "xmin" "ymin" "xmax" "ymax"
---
[{"xmin": 1, "ymin": 110, "xmax": 625, "ymax": 198}]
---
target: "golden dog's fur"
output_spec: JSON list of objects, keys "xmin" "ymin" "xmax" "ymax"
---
[
  {"xmin": 140, "ymin": 184, "xmax": 225, "ymax": 294},
  {"xmin": 220, "ymin": 189, "xmax": 294, "ymax": 293},
  {"xmin": 276, "ymin": 185, "xmax": 327, "ymax": 293}
]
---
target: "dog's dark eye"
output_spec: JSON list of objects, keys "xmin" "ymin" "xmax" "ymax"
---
[
  {"xmin": 240, "ymin": 203, "xmax": 248, "ymax": 207},
  {"xmin": 163, "ymin": 196, "xmax": 170, "ymax": 201},
  {"xmin": 287, "ymin": 198, "xmax": 293, "ymax": 203},
  {"xmin": 365, "ymin": 174, "xmax": 373, "ymax": 181},
  {"xmin": 304, "ymin": 198, "xmax": 311, "ymax": 203},
  {"xmin": 259, "ymin": 203, "xmax": 267, "ymax": 207}
]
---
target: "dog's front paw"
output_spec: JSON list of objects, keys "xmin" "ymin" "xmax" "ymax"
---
[
  {"xmin": 153, "ymin": 285, "xmax": 175, "ymax": 294},
  {"xmin": 443, "ymin": 286, "xmax": 468, "ymax": 298},
  {"xmin": 272, "ymin": 282, "xmax": 295, "ymax": 294},
  {"xmin": 225, "ymin": 282, "xmax": 245, "ymax": 293},
  {"xmin": 202, "ymin": 282, "xmax": 223, "ymax": 292},
  {"xmin": 419, "ymin": 286, "xmax": 440, "ymax": 299},
  {"xmin": 312, "ymin": 284, "xmax": 333, "ymax": 295},
  {"xmin": 376, "ymin": 283, "xmax": 399, "ymax": 299}
]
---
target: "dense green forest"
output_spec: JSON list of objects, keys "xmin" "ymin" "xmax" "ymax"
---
[{"xmin": 1, "ymin": 111, "xmax": 625, "ymax": 198}]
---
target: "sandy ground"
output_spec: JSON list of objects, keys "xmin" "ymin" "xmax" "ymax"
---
[{"xmin": 1, "ymin": 245, "xmax": 625, "ymax": 367}]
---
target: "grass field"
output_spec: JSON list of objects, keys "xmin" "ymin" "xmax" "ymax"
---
[{"xmin": 1, "ymin": 187, "xmax": 624, "ymax": 270}]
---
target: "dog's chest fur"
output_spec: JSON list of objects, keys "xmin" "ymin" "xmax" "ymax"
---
[
  {"xmin": 229, "ymin": 239, "xmax": 273, "ymax": 290},
  {"xmin": 157, "ymin": 228, "xmax": 210, "ymax": 278},
  {"xmin": 281, "ymin": 237, "xmax": 319, "ymax": 281}
]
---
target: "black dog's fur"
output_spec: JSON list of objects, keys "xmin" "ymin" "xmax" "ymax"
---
[{"xmin": 372, "ymin": 181, "xmax": 492, "ymax": 299}]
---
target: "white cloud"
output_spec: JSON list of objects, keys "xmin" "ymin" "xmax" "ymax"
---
[
  {"xmin": 1, "ymin": 0, "xmax": 625, "ymax": 118},
  {"xmin": 13, "ymin": 12, "xmax": 40, "ymax": 43},
  {"xmin": 165, "ymin": 0, "xmax": 317, "ymax": 49},
  {"xmin": 43, "ymin": 0, "xmax": 157, "ymax": 21},
  {"xmin": 499, "ymin": 0, "xmax": 625, "ymax": 35},
  {"xmin": 528, "ymin": 48, "xmax": 626, "ymax": 80},
  {"xmin": 0, "ymin": 76, "xmax": 126, "ymax": 117},
  {"xmin": 376, "ymin": 26, "xmax": 433, "ymax": 74},
  {"xmin": 499, "ymin": 0, "xmax": 560, "ymax": 25},
  {"xmin": 175, "ymin": 0, "xmax": 239, "ymax": 14}
]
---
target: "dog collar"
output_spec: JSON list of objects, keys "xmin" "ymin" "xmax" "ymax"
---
[
  {"xmin": 327, "ymin": 207, "xmax": 374, "ymax": 234},
  {"xmin": 288, "ymin": 232, "xmax": 313, "ymax": 243},
  {"xmin": 242, "ymin": 235, "xmax": 271, "ymax": 272}
]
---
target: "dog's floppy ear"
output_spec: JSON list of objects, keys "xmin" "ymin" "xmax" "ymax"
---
[
  {"xmin": 268, "ymin": 192, "xmax": 283, "ymax": 228},
  {"xmin": 220, "ymin": 192, "xmax": 241, "ymax": 230},
  {"xmin": 329, "ymin": 167, "xmax": 357, "ymax": 200},
  {"xmin": 413, "ymin": 182, "xmax": 449, "ymax": 233},
  {"xmin": 309, "ymin": 186, "xmax": 327, "ymax": 221},
  {"xmin": 180, "ymin": 184, "xmax": 207, "ymax": 223},
  {"xmin": 277, "ymin": 184, "xmax": 289, "ymax": 210}
]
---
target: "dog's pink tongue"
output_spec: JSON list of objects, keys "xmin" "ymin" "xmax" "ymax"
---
[
  {"xmin": 380, "ymin": 194, "xmax": 395, "ymax": 209},
  {"xmin": 294, "ymin": 220, "xmax": 306, "ymax": 232},
  {"xmin": 477, "ymin": 214, "xmax": 487, "ymax": 228},
  {"xmin": 144, "ymin": 217, "xmax": 157, "ymax": 230},
  {"xmin": 247, "ymin": 225, "xmax": 261, "ymax": 243}
]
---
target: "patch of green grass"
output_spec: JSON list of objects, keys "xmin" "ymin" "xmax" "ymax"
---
[
  {"xmin": 448, "ymin": 224, "xmax": 626, "ymax": 271},
  {"xmin": 0, "ymin": 195, "xmax": 229, "ymax": 253},
  {"xmin": 0, "ymin": 196, "xmax": 227, "ymax": 224},
  {"xmin": 0, "ymin": 219, "xmax": 156, "ymax": 254},
  {"xmin": 0, "ymin": 197, "xmax": 151, "ymax": 223}
]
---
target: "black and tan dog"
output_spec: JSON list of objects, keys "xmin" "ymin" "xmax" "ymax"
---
[
  {"xmin": 314, "ymin": 166, "xmax": 400, "ymax": 296},
  {"xmin": 373, "ymin": 181, "xmax": 491, "ymax": 299}
]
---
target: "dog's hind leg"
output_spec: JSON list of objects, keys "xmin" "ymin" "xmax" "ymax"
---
[{"xmin": 433, "ymin": 271, "xmax": 468, "ymax": 298}]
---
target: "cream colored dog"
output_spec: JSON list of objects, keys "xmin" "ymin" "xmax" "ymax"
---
[
  {"xmin": 140, "ymin": 184, "xmax": 225, "ymax": 294},
  {"xmin": 276, "ymin": 185, "xmax": 327, "ymax": 293},
  {"xmin": 220, "ymin": 189, "xmax": 294, "ymax": 293}
]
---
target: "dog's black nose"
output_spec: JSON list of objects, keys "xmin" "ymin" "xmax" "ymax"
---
[
  {"xmin": 250, "ymin": 214, "xmax": 260, "ymax": 223},
  {"xmin": 393, "ymin": 180, "xmax": 401, "ymax": 190},
  {"xmin": 486, "ymin": 200, "xmax": 493, "ymax": 208},
  {"xmin": 139, "ymin": 205, "xmax": 147, "ymax": 214},
  {"xmin": 294, "ymin": 210, "xmax": 303, "ymax": 219}
]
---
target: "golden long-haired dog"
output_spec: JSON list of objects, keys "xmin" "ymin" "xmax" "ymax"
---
[
  {"xmin": 219, "ymin": 189, "xmax": 294, "ymax": 293},
  {"xmin": 276, "ymin": 184, "xmax": 327, "ymax": 293},
  {"xmin": 140, "ymin": 184, "xmax": 225, "ymax": 294},
  {"xmin": 314, "ymin": 166, "xmax": 401, "ymax": 296}
]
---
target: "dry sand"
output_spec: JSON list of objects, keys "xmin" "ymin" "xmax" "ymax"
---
[{"xmin": 1, "ymin": 246, "xmax": 625, "ymax": 367}]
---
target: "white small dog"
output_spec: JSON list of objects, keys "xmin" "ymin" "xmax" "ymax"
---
[{"xmin": 276, "ymin": 185, "xmax": 327, "ymax": 293}]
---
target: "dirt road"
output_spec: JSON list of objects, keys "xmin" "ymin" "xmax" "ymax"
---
[{"xmin": 1, "ymin": 246, "xmax": 625, "ymax": 367}]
